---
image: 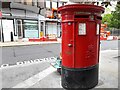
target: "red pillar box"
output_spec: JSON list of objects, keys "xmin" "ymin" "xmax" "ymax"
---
[{"xmin": 58, "ymin": 4, "xmax": 104, "ymax": 89}]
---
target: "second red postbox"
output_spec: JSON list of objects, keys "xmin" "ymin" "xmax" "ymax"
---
[{"xmin": 58, "ymin": 4, "xmax": 104, "ymax": 89}]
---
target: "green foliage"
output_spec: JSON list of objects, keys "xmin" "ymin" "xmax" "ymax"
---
[
  {"xmin": 102, "ymin": 14, "xmax": 112, "ymax": 26},
  {"xmin": 102, "ymin": 2, "xmax": 120, "ymax": 29},
  {"xmin": 110, "ymin": 2, "xmax": 120, "ymax": 29}
]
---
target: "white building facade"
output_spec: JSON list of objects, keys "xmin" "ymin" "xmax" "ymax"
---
[{"xmin": 0, "ymin": 0, "xmax": 64, "ymax": 42}]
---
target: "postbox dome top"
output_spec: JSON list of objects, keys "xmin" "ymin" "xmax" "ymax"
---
[{"xmin": 58, "ymin": 4, "xmax": 104, "ymax": 14}]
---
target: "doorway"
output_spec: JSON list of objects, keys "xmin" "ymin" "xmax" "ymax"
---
[
  {"xmin": 16, "ymin": 20, "xmax": 23, "ymax": 39},
  {"xmin": 2, "ymin": 19, "xmax": 14, "ymax": 42}
]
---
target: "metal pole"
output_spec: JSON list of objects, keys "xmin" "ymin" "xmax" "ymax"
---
[
  {"xmin": 1, "ymin": 16, "xmax": 4, "ymax": 42},
  {"xmin": 112, "ymin": 28, "xmax": 113, "ymax": 36},
  {"xmin": 0, "ymin": 2, "xmax": 4, "ymax": 42},
  {"xmin": 50, "ymin": 0, "xmax": 52, "ymax": 10},
  {"xmin": 0, "ymin": 2, "xmax": 1, "ymax": 42},
  {"xmin": 57, "ymin": 0, "xmax": 59, "ymax": 8},
  {"xmin": 0, "ymin": 19, "xmax": 1, "ymax": 42},
  {"xmin": 0, "ymin": 13, "xmax": 1, "ymax": 42}
]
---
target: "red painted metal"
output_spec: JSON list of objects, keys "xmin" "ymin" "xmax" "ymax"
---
[
  {"xmin": 29, "ymin": 37, "xmax": 57, "ymax": 42},
  {"xmin": 58, "ymin": 4, "xmax": 104, "ymax": 68}
]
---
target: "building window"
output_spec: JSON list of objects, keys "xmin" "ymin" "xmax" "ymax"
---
[
  {"xmin": 46, "ymin": 0, "xmax": 50, "ymax": 9},
  {"xmin": 24, "ymin": 0, "xmax": 27, "ymax": 5},
  {"xmin": 37, "ymin": 0, "xmax": 45, "ymax": 7},
  {"xmin": 41, "ymin": 22, "xmax": 44, "ymax": 31},
  {"xmin": 46, "ymin": 22, "xmax": 57, "ymax": 38},
  {"xmin": 32, "ymin": 0, "xmax": 37, "ymax": 6},
  {"xmin": 24, "ymin": 20, "xmax": 39, "ymax": 38},
  {"xmin": 52, "ymin": 1, "xmax": 57, "ymax": 9}
]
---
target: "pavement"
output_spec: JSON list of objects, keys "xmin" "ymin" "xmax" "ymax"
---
[
  {"xmin": 0, "ymin": 41, "xmax": 61, "ymax": 47},
  {"xmin": 0, "ymin": 40, "xmax": 119, "ymax": 89},
  {"xmin": 0, "ymin": 38, "xmax": 62, "ymax": 47},
  {"xmin": 0, "ymin": 49, "xmax": 119, "ymax": 89}
]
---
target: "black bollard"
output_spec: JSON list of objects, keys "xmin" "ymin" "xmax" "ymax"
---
[
  {"xmin": 2, "ymin": 32, "xmax": 4, "ymax": 42},
  {"xmin": 11, "ymin": 32, "xmax": 14, "ymax": 42}
]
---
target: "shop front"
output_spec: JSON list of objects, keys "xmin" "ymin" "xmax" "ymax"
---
[
  {"xmin": 46, "ymin": 22, "xmax": 57, "ymax": 39},
  {"xmin": 45, "ymin": 21, "xmax": 61, "ymax": 39},
  {"xmin": 23, "ymin": 20, "xmax": 39, "ymax": 38}
]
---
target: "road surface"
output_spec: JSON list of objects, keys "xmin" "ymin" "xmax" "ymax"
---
[
  {"xmin": 1, "ymin": 44, "xmax": 61, "ymax": 65},
  {"xmin": 0, "ymin": 40, "xmax": 119, "ymax": 65},
  {"xmin": 0, "ymin": 40, "xmax": 119, "ymax": 89}
]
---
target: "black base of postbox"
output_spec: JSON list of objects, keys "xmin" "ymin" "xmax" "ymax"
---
[{"xmin": 61, "ymin": 64, "xmax": 98, "ymax": 89}]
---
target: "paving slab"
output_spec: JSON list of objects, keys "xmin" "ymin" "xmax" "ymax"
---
[
  {"xmin": 0, "ymin": 62, "xmax": 50, "ymax": 88},
  {"xmin": 28, "ymin": 50, "xmax": 118, "ymax": 88},
  {"xmin": 0, "ymin": 50, "xmax": 118, "ymax": 89}
]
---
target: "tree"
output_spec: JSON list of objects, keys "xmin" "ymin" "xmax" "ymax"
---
[
  {"xmin": 110, "ymin": 2, "xmax": 120, "ymax": 29},
  {"xmin": 102, "ymin": 14, "xmax": 112, "ymax": 27}
]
